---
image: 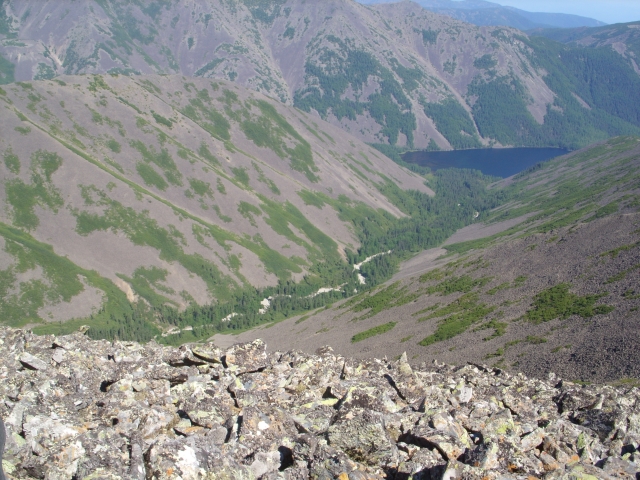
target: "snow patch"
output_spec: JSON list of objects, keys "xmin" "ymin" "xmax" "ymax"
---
[
  {"xmin": 307, "ymin": 286, "xmax": 343, "ymax": 298},
  {"xmin": 258, "ymin": 297, "xmax": 271, "ymax": 315},
  {"xmin": 353, "ymin": 250, "xmax": 392, "ymax": 284},
  {"xmin": 221, "ymin": 312, "xmax": 239, "ymax": 323}
]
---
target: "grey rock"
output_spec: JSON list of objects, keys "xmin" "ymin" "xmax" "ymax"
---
[
  {"xmin": 327, "ymin": 410, "xmax": 398, "ymax": 467},
  {"xmin": 0, "ymin": 326, "xmax": 639, "ymax": 479},
  {"xmin": 18, "ymin": 352, "xmax": 48, "ymax": 371}
]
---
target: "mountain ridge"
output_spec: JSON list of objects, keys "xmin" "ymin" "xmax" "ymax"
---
[
  {"xmin": 1, "ymin": 0, "xmax": 639, "ymax": 150},
  {"xmin": 357, "ymin": 0, "xmax": 607, "ymax": 30},
  {"xmin": 531, "ymin": 21, "xmax": 640, "ymax": 75}
]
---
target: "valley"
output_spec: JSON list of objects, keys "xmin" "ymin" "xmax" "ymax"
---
[
  {"xmin": 216, "ymin": 136, "xmax": 640, "ymax": 383},
  {"xmin": 1, "ymin": 2, "xmax": 640, "ymax": 479},
  {"xmin": 1, "ymin": 73, "xmax": 507, "ymax": 346},
  {"xmin": 0, "ymin": 0, "xmax": 638, "ymax": 384}
]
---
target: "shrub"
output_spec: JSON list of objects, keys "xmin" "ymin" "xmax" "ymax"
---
[
  {"xmin": 526, "ymin": 283, "xmax": 614, "ymax": 324},
  {"xmin": 352, "ymin": 322, "xmax": 396, "ymax": 343}
]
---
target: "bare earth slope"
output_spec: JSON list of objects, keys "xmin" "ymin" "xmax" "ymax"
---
[
  {"xmin": 0, "ymin": 74, "xmax": 429, "ymax": 327},
  {"xmin": 217, "ymin": 137, "xmax": 640, "ymax": 384}
]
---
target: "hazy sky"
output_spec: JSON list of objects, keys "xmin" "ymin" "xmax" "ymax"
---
[{"xmin": 486, "ymin": 0, "xmax": 640, "ymax": 24}]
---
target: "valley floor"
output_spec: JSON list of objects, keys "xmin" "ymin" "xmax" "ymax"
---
[{"xmin": 212, "ymin": 212, "xmax": 640, "ymax": 385}]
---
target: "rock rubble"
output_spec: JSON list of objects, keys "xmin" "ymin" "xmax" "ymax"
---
[{"xmin": 0, "ymin": 327, "xmax": 638, "ymax": 479}]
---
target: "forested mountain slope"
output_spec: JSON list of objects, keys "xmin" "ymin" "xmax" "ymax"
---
[
  {"xmin": 0, "ymin": 0, "xmax": 639, "ymax": 149},
  {"xmin": 0, "ymin": 73, "xmax": 435, "ymax": 335},
  {"xmin": 531, "ymin": 21, "xmax": 640, "ymax": 75},
  {"xmin": 220, "ymin": 136, "xmax": 640, "ymax": 383}
]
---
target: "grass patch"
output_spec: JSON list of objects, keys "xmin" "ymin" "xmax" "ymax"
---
[
  {"xmin": 418, "ymin": 293, "xmax": 495, "ymax": 346},
  {"xmin": 152, "ymin": 111, "xmax": 173, "ymax": 128},
  {"xmin": 418, "ymin": 293, "xmax": 478, "ymax": 321},
  {"xmin": 5, "ymin": 150, "xmax": 64, "ymax": 230},
  {"xmin": 514, "ymin": 275, "xmax": 527, "ymax": 286},
  {"xmin": 183, "ymin": 95, "xmax": 231, "ymax": 141},
  {"xmin": 259, "ymin": 197, "xmax": 339, "ymax": 262},
  {"xmin": 240, "ymin": 100, "xmax": 319, "ymax": 182},
  {"xmin": 477, "ymin": 319, "xmax": 507, "ymax": 340},
  {"xmin": 4, "ymin": 149, "xmax": 20, "ymax": 174},
  {"xmin": 15, "ymin": 126, "xmax": 31, "ymax": 135},
  {"xmin": 252, "ymin": 162, "xmax": 281, "ymax": 195},
  {"xmin": 106, "ymin": 138, "xmax": 121, "ymax": 153},
  {"xmin": 601, "ymin": 241, "xmax": 640, "ymax": 258},
  {"xmin": 188, "ymin": 178, "xmax": 213, "ymax": 197},
  {"xmin": 130, "ymin": 140, "xmax": 182, "ymax": 186},
  {"xmin": 412, "ymin": 303, "xmax": 441, "ymax": 317},
  {"xmin": 298, "ymin": 189, "xmax": 326, "ymax": 208},
  {"xmin": 231, "ymin": 167, "xmax": 250, "ymax": 186},
  {"xmin": 606, "ymin": 264, "xmax": 640, "ymax": 284},
  {"xmin": 238, "ymin": 201, "xmax": 262, "ymax": 226},
  {"xmin": 136, "ymin": 162, "xmax": 168, "ymax": 190},
  {"xmin": 485, "ymin": 348, "xmax": 504, "ymax": 359},
  {"xmin": 594, "ymin": 201, "xmax": 619, "ymax": 219},
  {"xmin": 443, "ymin": 236, "xmax": 495, "ymax": 255},
  {"xmin": 486, "ymin": 275, "xmax": 526, "ymax": 295},
  {"xmin": 345, "ymin": 281, "xmax": 420, "ymax": 319},
  {"xmin": 525, "ymin": 335, "xmax": 547, "ymax": 344},
  {"xmin": 295, "ymin": 314, "xmax": 311, "ymax": 325},
  {"xmin": 486, "ymin": 282, "xmax": 509, "ymax": 295},
  {"xmin": 426, "ymin": 275, "xmax": 492, "ymax": 295},
  {"xmin": 526, "ymin": 283, "xmax": 614, "ymax": 324},
  {"xmin": 610, "ymin": 378, "xmax": 640, "ymax": 388},
  {"xmin": 118, "ymin": 266, "xmax": 177, "ymax": 308},
  {"xmin": 351, "ymin": 321, "xmax": 396, "ymax": 343}
]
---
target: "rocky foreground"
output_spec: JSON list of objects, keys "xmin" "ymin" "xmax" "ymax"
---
[{"xmin": 0, "ymin": 328, "xmax": 638, "ymax": 479}]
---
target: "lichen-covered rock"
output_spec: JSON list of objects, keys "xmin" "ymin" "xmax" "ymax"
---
[
  {"xmin": 328, "ymin": 410, "xmax": 398, "ymax": 468},
  {"xmin": 223, "ymin": 339, "xmax": 269, "ymax": 374},
  {"xmin": 0, "ymin": 327, "xmax": 638, "ymax": 479}
]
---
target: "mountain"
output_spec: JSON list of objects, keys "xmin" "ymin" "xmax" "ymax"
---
[
  {"xmin": 531, "ymin": 21, "xmax": 640, "ymax": 74},
  {"xmin": 0, "ymin": 0, "xmax": 639, "ymax": 150},
  {"xmin": 358, "ymin": 0, "xmax": 607, "ymax": 30},
  {"xmin": 0, "ymin": 73, "xmax": 434, "ymax": 336},
  {"xmin": 214, "ymin": 136, "xmax": 640, "ymax": 384},
  {"xmin": 1, "ymin": 3, "xmax": 639, "ymax": 380}
]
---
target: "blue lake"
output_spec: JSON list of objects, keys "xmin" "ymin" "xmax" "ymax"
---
[{"xmin": 401, "ymin": 147, "xmax": 570, "ymax": 178}]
